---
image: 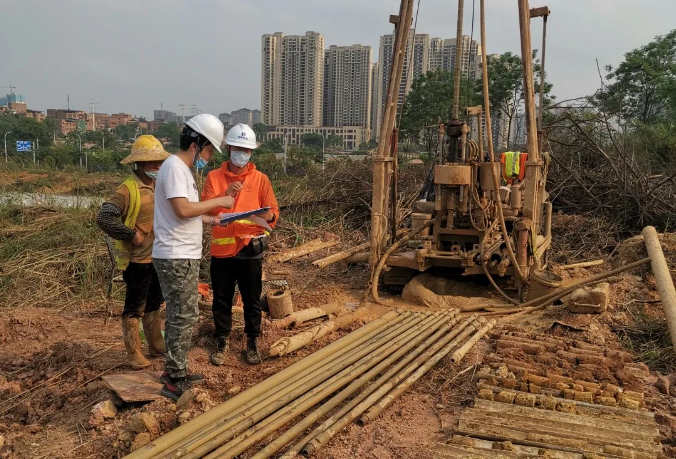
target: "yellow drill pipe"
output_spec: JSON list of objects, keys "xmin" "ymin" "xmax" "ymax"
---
[
  {"xmin": 303, "ymin": 315, "xmax": 482, "ymax": 456},
  {"xmin": 206, "ymin": 313, "xmax": 455, "ymax": 459},
  {"xmin": 172, "ymin": 312, "xmax": 424, "ymax": 459},
  {"xmin": 126, "ymin": 310, "xmax": 400, "ymax": 459}
]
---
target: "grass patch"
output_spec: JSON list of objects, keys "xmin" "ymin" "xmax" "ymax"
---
[
  {"xmin": 614, "ymin": 307, "xmax": 676, "ymax": 374},
  {"xmin": 0, "ymin": 203, "xmax": 112, "ymax": 309}
]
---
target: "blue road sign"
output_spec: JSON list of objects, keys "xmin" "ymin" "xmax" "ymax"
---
[{"xmin": 16, "ymin": 141, "xmax": 31, "ymax": 152}]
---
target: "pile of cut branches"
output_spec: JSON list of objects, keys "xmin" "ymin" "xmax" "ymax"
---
[{"xmin": 545, "ymin": 108, "xmax": 676, "ymax": 235}]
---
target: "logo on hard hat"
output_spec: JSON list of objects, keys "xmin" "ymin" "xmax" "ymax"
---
[{"xmin": 237, "ymin": 132, "xmax": 248, "ymax": 139}]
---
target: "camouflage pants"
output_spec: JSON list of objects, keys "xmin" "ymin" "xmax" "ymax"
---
[{"xmin": 153, "ymin": 258, "xmax": 200, "ymax": 379}]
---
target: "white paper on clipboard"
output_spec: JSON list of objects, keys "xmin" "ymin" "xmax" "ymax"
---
[{"xmin": 219, "ymin": 207, "xmax": 272, "ymax": 231}]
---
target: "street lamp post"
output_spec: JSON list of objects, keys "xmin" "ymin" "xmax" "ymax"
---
[
  {"xmin": 73, "ymin": 133, "xmax": 83, "ymax": 169},
  {"xmin": 283, "ymin": 133, "xmax": 288, "ymax": 174},
  {"xmin": 4, "ymin": 131, "xmax": 11, "ymax": 163},
  {"xmin": 321, "ymin": 133, "xmax": 325, "ymax": 172}
]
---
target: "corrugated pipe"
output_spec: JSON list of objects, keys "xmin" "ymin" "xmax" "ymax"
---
[
  {"xmin": 127, "ymin": 310, "xmax": 400, "ymax": 459},
  {"xmin": 302, "ymin": 315, "xmax": 482, "ymax": 456},
  {"xmin": 642, "ymin": 226, "xmax": 676, "ymax": 349}
]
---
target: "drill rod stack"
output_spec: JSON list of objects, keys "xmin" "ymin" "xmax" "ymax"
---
[{"xmin": 125, "ymin": 310, "xmax": 495, "ymax": 459}]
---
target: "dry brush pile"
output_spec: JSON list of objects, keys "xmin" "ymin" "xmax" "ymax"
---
[{"xmin": 546, "ymin": 109, "xmax": 676, "ymax": 234}]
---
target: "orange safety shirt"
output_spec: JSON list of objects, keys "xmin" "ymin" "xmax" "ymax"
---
[{"xmin": 202, "ymin": 161, "xmax": 279, "ymax": 258}]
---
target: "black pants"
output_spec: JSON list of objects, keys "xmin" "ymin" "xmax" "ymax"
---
[
  {"xmin": 122, "ymin": 262, "xmax": 164, "ymax": 318},
  {"xmin": 210, "ymin": 257, "xmax": 263, "ymax": 339}
]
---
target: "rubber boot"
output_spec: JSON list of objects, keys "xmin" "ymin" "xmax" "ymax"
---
[
  {"xmin": 121, "ymin": 317, "xmax": 151, "ymax": 370},
  {"xmin": 142, "ymin": 311, "xmax": 166, "ymax": 356},
  {"xmin": 246, "ymin": 336, "xmax": 262, "ymax": 365}
]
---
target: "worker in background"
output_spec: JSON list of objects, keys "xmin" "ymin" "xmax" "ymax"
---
[
  {"xmin": 96, "ymin": 135, "xmax": 170, "ymax": 370},
  {"xmin": 202, "ymin": 123, "xmax": 279, "ymax": 366},
  {"xmin": 153, "ymin": 114, "xmax": 235, "ymax": 401}
]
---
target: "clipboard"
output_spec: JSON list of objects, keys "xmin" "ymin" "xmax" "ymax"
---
[{"xmin": 219, "ymin": 207, "xmax": 270, "ymax": 225}]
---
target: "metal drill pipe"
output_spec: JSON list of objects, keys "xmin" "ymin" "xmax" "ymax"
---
[
  {"xmin": 358, "ymin": 319, "xmax": 496, "ymax": 425},
  {"xmin": 160, "ymin": 313, "xmax": 412, "ymax": 459},
  {"xmin": 369, "ymin": 0, "xmax": 415, "ymax": 268},
  {"xmin": 134, "ymin": 310, "xmax": 401, "ymax": 459},
  {"xmin": 170, "ymin": 312, "xmax": 425, "ymax": 459},
  {"xmin": 479, "ymin": 0, "xmax": 526, "ymax": 283},
  {"xmin": 643, "ymin": 226, "xmax": 676, "ymax": 349},
  {"xmin": 303, "ymin": 315, "xmax": 481, "ymax": 456},
  {"xmin": 538, "ymin": 14, "xmax": 548, "ymax": 128},
  {"xmin": 450, "ymin": 318, "xmax": 496, "ymax": 363},
  {"xmin": 452, "ymin": 0, "xmax": 465, "ymax": 119},
  {"xmin": 207, "ymin": 313, "xmax": 455, "ymax": 459},
  {"xmin": 266, "ymin": 315, "xmax": 463, "ymax": 459}
]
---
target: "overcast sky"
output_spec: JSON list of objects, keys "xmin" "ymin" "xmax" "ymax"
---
[{"xmin": 1, "ymin": 0, "xmax": 673, "ymax": 119}]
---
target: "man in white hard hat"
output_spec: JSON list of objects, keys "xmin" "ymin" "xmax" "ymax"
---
[
  {"xmin": 202, "ymin": 123, "xmax": 278, "ymax": 365},
  {"xmin": 153, "ymin": 114, "xmax": 235, "ymax": 401}
]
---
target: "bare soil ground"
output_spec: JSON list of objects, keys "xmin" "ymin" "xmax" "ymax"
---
[{"xmin": 1, "ymin": 174, "xmax": 675, "ymax": 459}]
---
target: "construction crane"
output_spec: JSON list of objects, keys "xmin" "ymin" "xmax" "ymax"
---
[
  {"xmin": 1, "ymin": 85, "xmax": 16, "ymax": 94},
  {"xmin": 371, "ymin": 0, "xmax": 553, "ymax": 302}
]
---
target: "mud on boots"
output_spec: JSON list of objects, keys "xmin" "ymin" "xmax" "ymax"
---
[
  {"xmin": 96, "ymin": 135, "xmax": 171, "ymax": 370},
  {"xmin": 202, "ymin": 123, "xmax": 279, "ymax": 368},
  {"xmin": 151, "ymin": 114, "xmax": 234, "ymax": 400},
  {"xmin": 211, "ymin": 334, "xmax": 229, "ymax": 366}
]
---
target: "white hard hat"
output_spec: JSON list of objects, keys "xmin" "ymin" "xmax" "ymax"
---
[
  {"xmin": 225, "ymin": 123, "xmax": 259, "ymax": 150},
  {"xmin": 186, "ymin": 114, "xmax": 224, "ymax": 153}
]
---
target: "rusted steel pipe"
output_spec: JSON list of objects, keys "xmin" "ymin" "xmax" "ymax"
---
[
  {"xmin": 359, "ymin": 319, "xmax": 496, "ymax": 425},
  {"xmin": 201, "ymin": 313, "xmax": 452, "ymax": 459},
  {"xmin": 303, "ymin": 315, "xmax": 482, "ymax": 456},
  {"xmin": 170, "ymin": 313, "xmax": 422, "ymax": 459},
  {"xmin": 452, "ymin": 0, "xmax": 465, "ymax": 119},
  {"xmin": 273, "ymin": 315, "xmax": 463, "ymax": 459},
  {"xmin": 479, "ymin": 0, "xmax": 527, "ymax": 283},
  {"xmin": 642, "ymin": 226, "xmax": 676, "ymax": 349},
  {"xmin": 143, "ymin": 311, "xmax": 401, "ymax": 459}
]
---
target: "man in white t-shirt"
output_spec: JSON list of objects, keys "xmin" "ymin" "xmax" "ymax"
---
[{"xmin": 153, "ymin": 114, "xmax": 234, "ymax": 401}]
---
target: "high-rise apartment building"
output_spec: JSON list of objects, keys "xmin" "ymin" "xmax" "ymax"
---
[
  {"xmin": 322, "ymin": 45, "xmax": 372, "ymax": 128},
  {"xmin": 375, "ymin": 32, "xmax": 431, "ymax": 138},
  {"xmin": 370, "ymin": 62, "xmax": 381, "ymax": 139},
  {"xmin": 261, "ymin": 31, "xmax": 325, "ymax": 126},
  {"xmin": 429, "ymin": 38, "xmax": 444, "ymax": 71},
  {"xmin": 429, "ymin": 35, "xmax": 482, "ymax": 79}
]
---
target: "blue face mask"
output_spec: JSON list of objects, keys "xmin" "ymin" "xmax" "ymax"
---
[
  {"xmin": 146, "ymin": 171, "xmax": 159, "ymax": 181},
  {"xmin": 194, "ymin": 157, "xmax": 208, "ymax": 170},
  {"xmin": 230, "ymin": 150, "xmax": 251, "ymax": 168}
]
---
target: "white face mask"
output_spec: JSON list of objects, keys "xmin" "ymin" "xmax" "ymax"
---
[
  {"xmin": 145, "ymin": 171, "xmax": 159, "ymax": 181},
  {"xmin": 230, "ymin": 150, "xmax": 251, "ymax": 168}
]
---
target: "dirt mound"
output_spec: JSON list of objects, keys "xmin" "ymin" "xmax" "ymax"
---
[{"xmin": 614, "ymin": 232, "xmax": 676, "ymax": 271}]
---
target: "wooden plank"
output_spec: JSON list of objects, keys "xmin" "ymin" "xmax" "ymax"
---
[{"xmin": 102, "ymin": 371, "xmax": 163, "ymax": 402}]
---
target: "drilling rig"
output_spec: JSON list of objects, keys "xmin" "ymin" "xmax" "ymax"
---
[{"xmin": 371, "ymin": 0, "xmax": 553, "ymax": 301}]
